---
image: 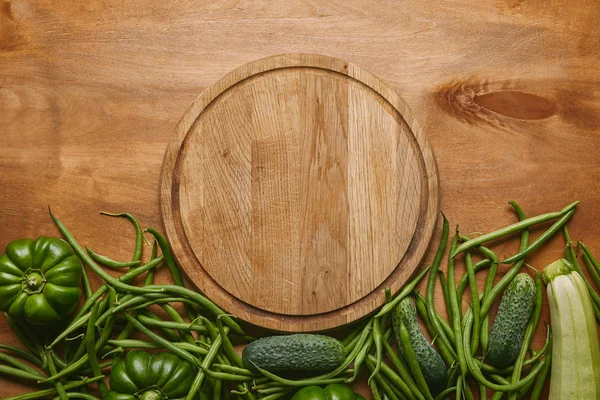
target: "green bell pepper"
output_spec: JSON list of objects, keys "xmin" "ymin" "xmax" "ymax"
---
[
  {"xmin": 0, "ymin": 236, "xmax": 82, "ymax": 325},
  {"xmin": 291, "ymin": 384, "xmax": 367, "ymax": 400},
  {"xmin": 105, "ymin": 350, "xmax": 195, "ymax": 400}
]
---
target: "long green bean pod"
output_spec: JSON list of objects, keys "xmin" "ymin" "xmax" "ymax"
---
[
  {"xmin": 99, "ymin": 211, "xmax": 143, "ymax": 262},
  {"xmin": 451, "ymin": 201, "xmax": 578, "ymax": 258}
]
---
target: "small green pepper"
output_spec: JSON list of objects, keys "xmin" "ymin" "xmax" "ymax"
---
[
  {"xmin": 291, "ymin": 383, "xmax": 366, "ymax": 400},
  {"xmin": 105, "ymin": 350, "xmax": 195, "ymax": 400},
  {"xmin": 0, "ymin": 237, "xmax": 82, "ymax": 325}
]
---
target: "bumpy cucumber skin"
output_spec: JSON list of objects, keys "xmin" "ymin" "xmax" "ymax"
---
[
  {"xmin": 242, "ymin": 334, "xmax": 345, "ymax": 373},
  {"xmin": 393, "ymin": 297, "xmax": 447, "ymax": 396},
  {"xmin": 488, "ymin": 273, "xmax": 536, "ymax": 367}
]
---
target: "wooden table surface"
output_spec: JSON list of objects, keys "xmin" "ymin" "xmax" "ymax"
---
[{"xmin": 2, "ymin": 0, "xmax": 599, "ymax": 398}]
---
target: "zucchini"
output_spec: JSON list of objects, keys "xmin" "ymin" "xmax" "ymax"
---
[
  {"xmin": 487, "ymin": 273, "xmax": 536, "ymax": 367},
  {"xmin": 544, "ymin": 258, "xmax": 600, "ymax": 399},
  {"xmin": 242, "ymin": 334, "xmax": 345, "ymax": 373},
  {"xmin": 393, "ymin": 296, "xmax": 447, "ymax": 396}
]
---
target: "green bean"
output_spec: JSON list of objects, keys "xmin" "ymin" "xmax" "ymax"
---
[
  {"xmin": 217, "ymin": 317, "xmax": 245, "ymax": 368},
  {"xmin": 7, "ymin": 317, "xmax": 50, "ymax": 375},
  {"xmin": 186, "ymin": 333, "xmax": 223, "ymax": 400},
  {"xmin": 375, "ymin": 265, "xmax": 431, "ymax": 318},
  {"xmin": 382, "ymin": 339, "xmax": 424, "ymax": 400},
  {"xmin": 507, "ymin": 273, "xmax": 543, "ymax": 400},
  {"xmin": 490, "ymin": 392, "xmax": 504, "ymax": 400},
  {"xmin": 104, "ymin": 294, "xmax": 147, "ymax": 316},
  {"xmin": 463, "ymin": 382, "xmax": 475, "ymax": 400},
  {"xmin": 514, "ymin": 354, "xmax": 544, "ymax": 400},
  {"xmin": 592, "ymin": 300, "xmax": 600, "ymax": 322},
  {"xmin": 564, "ymin": 241, "xmax": 600, "ymax": 309},
  {"xmin": 144, "ymin": 240, "xmax": 159, "ymax": 286},
  {"xmin": 143, "ymin": 284, "xmax": 244, "ymax": 335},
  {"xmin": 529, "ymin": 343, "xmax": 552, "ymax": 400},
  {"xmin": 457, "ymin": 259, "xmax": 492, "ymax": 299},
  {"xmin": 85, "ymin": 302, "xmax": 108, "ymax": 396},
  {"xmin": 342, "ymin": 322, "xmax": 364, "ymax": 350},
  {"xmin": 80, "ymin": 260, "xmax": 93, "ymax": 299},
  {"xmin": 433, "ymin": 386, "xmax": 456, "ymax": 400},
  {"xmin": 46, "ymin": 352, "xmax": 67, "ymax": 400},
  {"xmin": 455, "ymin": 376, "xmax": 464, "ymax": 400},
  {"xmin": 502, "ymin": 209, "xmax": 575, "ymax": 264},
  {"xmin": 367, "ymin": 354, "xmax": 415, "ymax": 400},
  {"xmin": 370, "ymin": 377, "xmax": 383, "ymax": 400},
  {"xmin": 451, "ymin": 201, "xmax": 578, "ymax": 258},
  {"xmin": 365, "ymin": 359, "xmax": 401, "ymax": 400},
  {"xmin": 137, "ymin": 310, "xmax": 181, "ymax": 342},
  {"xmin": 480, "ymin": 205, "xmax": 529, "ymax": 319},
  {"xmin": 144, "ymin": 228, "xmax": 185, "ymax": 286},
  {"xmin": 201, "ymin": 366, "xmax": 252, "ymax": 381},
  {"xmin": 478, "ymin": 382, "xmax": 487, "ymax": 400},
  {"xmin": 255, "ymin": 385, "xmax": 290, "ymax": 394},
  {"xmin": 71, "ymin": 254, "xmax": 164, "ymax": 322},
  {"xmin": 252, "ymin": 361, "xmax": 347, "ymax": 387},
  {"xmin": 4, "ymin": 313, "xmax": 39, "ymax": 357},
  {"xmin": 382, "ymin": 287, "xmax": 393, "ymax": 330},
  {"xmin": 99, "ymin": 211, "xmax": 143, "ymax": 262},
  {"xmin": 462, "ymin": 308, "xmax": 545, "ymax": 391},
  {"xmin": 349, "ymin": 331, "xmax": 373, "ymax": 382},
  {"xmin": 437, "ymin": 270, "xmax": 452, "ymax": 325},
  {"xmin": 106, "ymin": 339, "xmax": 208, "ymax": 355},
  {"xmin": 144, "ymin": 227, "xmax": 199, "ymax": 320},
  {"xmin": 212, "ymin": 377, "xmax": 222, "ymax": 400},
  {"xmin": 259, "ymin": 392, "xmax": 292, "ymax": 400},
  {"xmin": 48, "ymin": 313, "xmax": 92, "ymax": 349},
  {"xmin": 369, "ymin": 317, "xmax": 383, "ymax": 384},
  {"xmin": 213, "ymin": 364, "xmax": 255, "ymax": 377},
  {"xmin": 460, "ymin": 235, "xmax": 499, "ymax": 355},
  {"xmin": 86, "ymin": 246, "xmax": 141, "ymax": 269},
  {"xmin": 132, "ymin": 297, "xmax": 200, "ymax": 313},
  {"xmin": 490, "ymin": 374, "xmax": 510, "ymax": 384},
  {"xmin": 39, "ymin": 354, "xmax": 89, "ymax": 383},
  {"xmin": 49, "ymin": 209, "xmax": 162, "ymax": 295},
  {"xmin": 582, "ymin": 250, "xmax": 600, "ymax": 292},
  {"xmin": 53, "ymin": 394, "xmax": 100, "ymax": 400},
  {"xmin": 4, "ymin": 376, "xmax": 104, "ymax": 400},
  {"xmin": 425, "ymin": 216, "xmax": 457, "ymax": 362},
  {"xmin": 397, "ymin": 321, "xmax": 433, "ymax": 400},
  {"xmin": 580, "ymin": 241, "xmax": 600, "ymax": 275},
  {"xmin": 162, "ymin": 303, "xmax": 196, "ymax": 344},
  {"xmin": 0, "ymin": 353, "xmax": 43, "ymax": 376},
  {"xmin": 135, "ymin": 314, "xmax": 207, "ymax": 335},
  {"xmin": 121, "ymin": 312, "xmax": 198, "ymax": 366},
  {"xmin": 0, "ymin": 364, "xmax": 46, "ymax": 381},
  {"xmin": 465, "ymin": 251, "xmax": 481, "ymax": 354},
  {"xmin": 0, "ymin": 344, "xmax": 42, "ymax": 367},
  {"xmin": 447, "ymin": 230, "xmax": 467, "ymax": 380}
]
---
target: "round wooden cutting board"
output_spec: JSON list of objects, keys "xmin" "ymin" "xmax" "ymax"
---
[{"xmin": 160, "ymin": 54, "xmax": 439, "ymax": 332}]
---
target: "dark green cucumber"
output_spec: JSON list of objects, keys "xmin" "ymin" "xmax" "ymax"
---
[
  {"xmin": 487, "ymin": 273, "xmax": 536, "ymax": 367},
  {"xmin": 242, "ymin": 334, "xmax": 345, "ymax": 373},
  {"xmin": 393, "ymin": 297, "xmax": 447, "ymax": 396}
]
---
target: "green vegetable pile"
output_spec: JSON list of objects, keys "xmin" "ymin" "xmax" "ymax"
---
[{"xmin": 0, "ymin": 200, "xmax": 598, "ymax": 399}]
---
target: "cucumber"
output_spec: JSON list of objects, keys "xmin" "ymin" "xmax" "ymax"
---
[
  {"xmin": 487, "ymin": 273, "xmax": 536, "ymax": 367},
  {"xmin": 393, "ymin": 297, "xmax": 447, "ymax": 396},
  {"xmin": 242, "ymin": 334, "xmax": 345, "ymax": 373}
]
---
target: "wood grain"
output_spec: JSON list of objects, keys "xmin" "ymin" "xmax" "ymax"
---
[
  {"xmin": 1, "ymin": 0, "xmax": 599, "ymax": 397},
  {"xmin": 161, "ymin": 54, "xmax": 438, "ymax": 331}
]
